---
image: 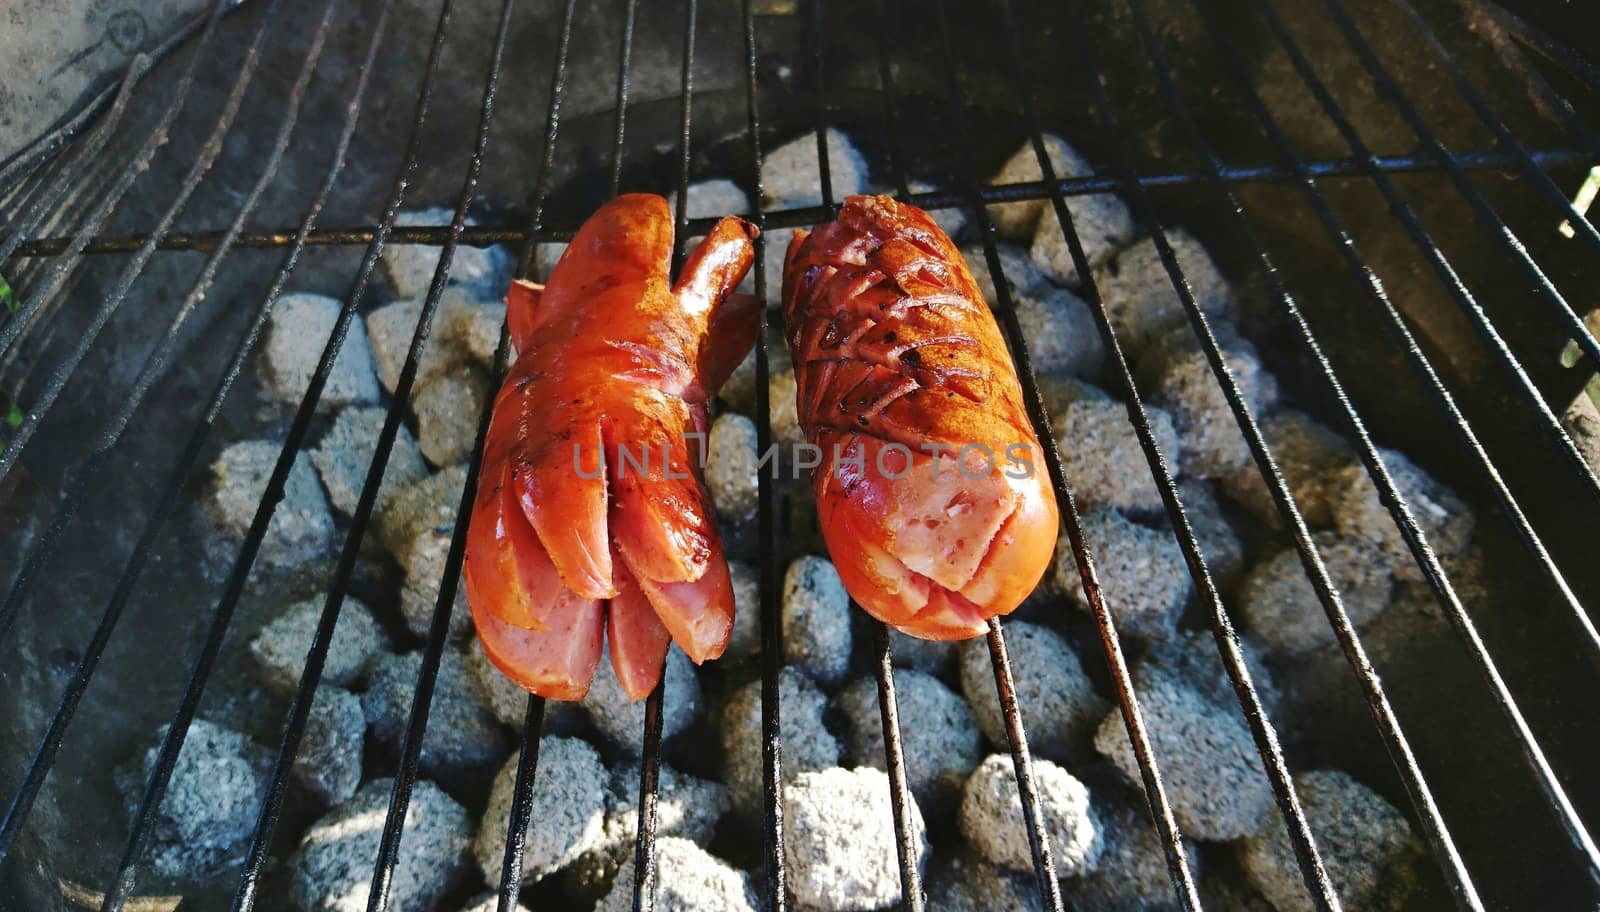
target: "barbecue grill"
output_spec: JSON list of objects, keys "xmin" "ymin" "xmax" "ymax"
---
[{"xmin": 2, "ymin": 0, "xmax": 1598, "ymax": 909}]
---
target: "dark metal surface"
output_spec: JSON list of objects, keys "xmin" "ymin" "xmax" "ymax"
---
[{"xmin": 2, "ymin": 0, "xmax": 1599, "ymax": 910}]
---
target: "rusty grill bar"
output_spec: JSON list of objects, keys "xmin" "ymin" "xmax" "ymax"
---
[{"xmin": 0, "ymin": 0, "xmax": 1598, "ymax": 910}]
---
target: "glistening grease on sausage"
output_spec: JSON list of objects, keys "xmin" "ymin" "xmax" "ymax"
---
[
  {"xmin": 465, "ymin": 194, "xmax": 758, "ymax": 700},
  {"xmin": 782, "ymin": 195, "xmax": 1059, "ymax": 640}
]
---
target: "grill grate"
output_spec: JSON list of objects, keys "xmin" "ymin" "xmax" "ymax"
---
[{"xmin": 1, "ymin": 0, "xmax": 1598, "ymax": 910}]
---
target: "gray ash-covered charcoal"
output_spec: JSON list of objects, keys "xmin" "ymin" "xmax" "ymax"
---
[
  {"xmin": 723, "ymin": 560, "xmax": 762, "ymax": 661},
  {"xmin": 889, "ymin": 628, "xmax": 955, "ymax": 675},
  {"xmin": 667, "ymin": 177, "xmax": 751, "ymax": 221},
  {"xmin": 208, "ymin": 440, "xmax": 334, "ymax": 566},
  {"xmin": 925, "ymin": 850, "xmax": 1042, "ymax": 912},
  {"xmin": 291, "ymin": 777, "xmax": 469, "ymax": 912},
  {"xmin": 1013, "ymin": 283, "xmax": 1103, "ymax": 378},
  {"xmin": 1036, "ymin": 374, "xmax": 1111, "ymax": 422},
  {"xmin": 1026, "ymin": 161, "xmax": 1136, "ymax": 288},
  {"xmin": 1137, "ymin": 325, "xmax": 1279, "ymax": 479},
  {"xmin": 722, "ymin": 668, "xmax": 839, "ymax": 807},
  {"xmin": 1175, "ymin": 477, "xmax": 1245, "ymax": 588},
  {"xmin": 1220, "ymin": 409, "xmax": 1355, "ymax": 530},
  {"xmin": 293, "ymin": 686, "xmax": 365, "ymax": 806},
  {"xmin": 473, "ymin": 736, "xmax": 609, "ymax": 884},
  {"xmin": 959, "ymin": 753, "xmax": 1101, "ymax": 877},
  {"xmin": 411, "ymin": 368, "xmax": 487, "ymax": 468},
  {"xmin": 963, "ymin": 242, "xmax": 1043, "ymax": 309},
  {"xmin": 382, "ymin": 207, "xmax": 511, "ymax": 300},
  {"xmin": 263, "ymin": 293, "xmax": 380, "ymax": 408},
  {"xmin": 768, "ymin": 369, "xmax": 804, "ymax": 445},
  {"xmin": 376, "ymin": 465, "xmax": 467, "ymax": 565},
  {"xmin": 706, "ymin": 412, "xmax": 759, "ymax": 523},
  {"xmin": 1330, "ymin": 446, "xmax": 1473, "ymax": 583},
  {"xmin": 464, "ymin": 637, "xmax": 582, "ymax": 733},
  {"xmin": 910, "ymin": 179, "xmax": 968, "ymax": 239},
  {"xmin": 753, "ymin": 226, "xmax": 795, "ymax": 309},
  {"xmin": 117, "ymin": 719, "xmax": 271, "ymax": 879},
  {"xmin": 365, "ymin": 289, "xmax": 499, "ymax": 394},
  {"xmin": 762, "ymin": 128, "xmax": 870, "ymax": 208},
  {"xmin": 572, "ymin": 763, "xmax": 731, "ymax": 898},
  {"xmin": 1053, "ymin": 396, "xmax": 1178, "ymax": 516},
  {"xmin": 833, "ymin": 670, "xmax": 981, "ymax": 810},
  {"xmin": 361, "ymin": 649, "xmax": 507, "ymax": 783},
  {"xmin": 783, "ymin": 766, "xmax": 930, "ymax": 912},
  {"xmin": 1075, "ymin": 787, "xmax": 1203, "ymax": 912},
  {"xmin": 1053, "ymin": 508, "xmax": 1191, "ymax": 646},
  {"xmin": 1089, "ymin": 229, "xmax": 1234, "ymax": 358},
  {"xmin": 581, "ymin": 645, "xmax": 700, "ymax": 754},
  {"xmin": 1239, "ymin": 769, "xmax": 1424, "ymax": 912},
  {"xmin": 1146, "ymin": 628, "xmax": 1281, "ymax": 720},
  {"xmin": 782, "ymin": 555, "xmax": 852, "ymax": 687},
  {"xmin": 456, "ymin": 894, "xmax": 533, "ymax": 912},
  {"xmin": 398, "ymin": 523, "xmax": 473, "ymax": 640},
  {"xmin": 1240, "ymin": 531, "xmax": 1393, "ymax": 656},
  {"xmin": 1094, "ymin": 662, "xmax": 1273, "ymax": 841},
  {"xmin": 959, "ymin": 621, "xmax": 1106, "ymax": 760},
  {"xmin": 535, "ymin": 242, "xmax": 569, "ymax": 278},
  {"xmin": 250, "ymin": 595, "xmax": 387, "ymax": 695},
  {"xmin": 597, "ymin": 837, "xmax": 759, "ymax": 912},
  {"xmin": 309, "ymin": 406, "xmax": 428, "ymax": 517},
  {"xmin": 990, "ymin": 135, "xmax": 1129, "ymax": 260}
]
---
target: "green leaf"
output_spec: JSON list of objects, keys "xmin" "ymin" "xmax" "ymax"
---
[
  {"xmin": 0, "ymin": 274, "xmax": 15, "ymax": 313},
  {"xmin": 5, "ymin": 401, "xmax": 19, "ymax": 429}
]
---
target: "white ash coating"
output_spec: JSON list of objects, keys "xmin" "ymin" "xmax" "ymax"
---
[
  {"xmin": 959, "ymin": 621, "xmax": 1107, "ymax": 760},
  {"xmin": 752, "ymin": 225, "xmax": 796, "ymax": 310},
  {"xmin": 473, "ymin": 736, "xmax": 610, "ymax": 884},
  {"xmin": 1053, "ymin": 507, "xmax": 1191, "ymax": 646},
  {"xmin": 1094, "ymin": 662, "xmax": 1273, "ymax": 841},
  {"xmin": 1329, "ymin": 446, "xmax": 1473, "ymax": 583},
  {"xmin": 250, "ymin": 595, "xmax": 387, "ymax": 695},
  {"xmin": 382, "ymin": 207, "xmax": 511, "ymax": 299},
  {"xmin": 573, "ymin": 764, "xmax": 732, "ymax": 901},
  {"xmin": 1175, "ymin": 477, "xmax": 1245, "ymax": 587},
  {"xmin": 456, "ymin": 894, "xmax": 532, "ymax": 912},
  {"xmin": 1028, "ymin": 181, "xmax": 1136, "ymax": 288},
  {"xmin": 783, "ymin": 766, "xmax": 930, "ymax": 912},
  {"xmin": 1012, "ymin": 283, "xmax": 1104, "ymax": 378},
  {"xmin": 291, "ymin": 777, "xmax": 470, "ymax": 912},
  {"xmin": 1240, "ymin": 530, "xmax": 1393, "ymax": 655},
  {"xmin": 119, "ymin": 719, "xmax": 271, "ymax": 879},
  {"xmin": 398, "ymin": 523, "xmax": 473, "ymax": 640},
  {"xmin": 721, "ymin": 668, "xmax": 840, "ymax": 807},
  {"xmin": 925, "ymin": 849, "xmax": 1042, "ymax": 912},
  {"xmin": 1220, "ymin": 409, "xmax": 1355, "ymax": 530},
  {"xmin": 1036, "ymin": 375, "xmax": 1111, "ymax": 423},
  {"xmin": 960, "ymin": 753, "xmax": 1101, "ymax": 877},
  {"xmin": 767, "ymin": 369, "xmax": 804, "ymax": 445},
  {"xmin": 376, "ymin": 465, "xmax": 467, "ymax": 566},
  {"xmin": 535, "ymin": 241, "xmax": 569, "ymax": 278},
  {"xmin": 412, "ymin": 368, "xmax": 487, "ymax": 468},
  {"xmin": 361, "ymin": 649, "xmax": 508, "ymax": 783},
  {"xmin": 580, "ymin": 645, "xmax": 701, "ymax": 754},
  {"xmin": 761, "ymin": 128, "xmax": 870, "ymax": 209},
  {"xmin": 598, "ymin": 837, "xmax": 758, "ymax": 912},
  {"xmin": 1146, "ymin": 628, "xmax": 1281, "ymax": 721},
  {"xmin": 1053, "ymin": 396, "xmax": 1179, "ymax": 515},
  {"xmin": 833, "ymin": 669, "xmax": 982, "ymax": 809},
  {"xmin": 782, "ymin": 555, "xmax": 852, "ymax": 687},
  {"xmin": 888, "ymin": 628, "xmax": 955, "ymax": 675},
  {"xmin": 1075, "ymin": 788, "xmax": 1203, "ymax": 912},
  {"xmin": 723, "ymin": 560, "xmax": 762, "ymax": 662},
  {"xmin": 909, "ymin": 179, "xmax": 968, "ymax": 240},
  {"xmin": 1137, "ymin": 325, "xmax": 1279, "ymax": 479},
  {"xmin": 208, "ymin": 440, "xmax": 333, "ymax": 566},
  {"xmin": 720, "ymin": 325, "xmax": 791, "ymax": 414},
  {"xmin": 706, "ymin": 412, "xmax": 760, "ymax": 523},
  {"xmin": 263, "ymin": 293, "xmax": 380, "ymax": 408},
  {"xmin": 962, "ymin": 242, "xmax": 1043, "ymax": 309},
  {"xmin": 463, "ymin": 636, "xmax": 582, "ymax": 733},
  {"xmin": 309, "ymin": 406, "xmax": 428, "ymax": 516},
  {"xmin": 365, "ymin": 288, "xmax": 499, "ymax": 394},
  {"xmin": 1239, "ymin": 770, "xmax": 1423, "ymax": 912},
  {"xmin": 989, "ymin": 135, "xmax": 1124, "ymax": 253},
  {"xmin": 1089, "ymin": 229, "xmax": 1234, "ymax": 358},
  {"xmin": 294, "ymin": 686, "xmax": 365, "ymax": 806},
  {"xmin": 667, "ymin": 178, "xmax": 751, "ymax": 220}
]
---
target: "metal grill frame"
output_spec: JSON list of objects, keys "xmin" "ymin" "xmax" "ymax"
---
[{"xmin": 0, "ymin": 0, "xmax": 1598, "ymax": 910}]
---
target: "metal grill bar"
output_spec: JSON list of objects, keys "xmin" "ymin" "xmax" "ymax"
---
[
  {"xmin": 739, "ymin": 0, "xmax": 788, "ymax": 907},
  {"xmin": 0, "ymin": 0, "xmax": 349, "ymax": 864},
  {"xmin": 1238, "ymin": 0, "xmax": 1600, "ymax": 878},
  {"xmin": 11, "ymin": 146, "xmax": 1592, "ymax": 260},
  {"xmin": 495, "ymin": 695, "xmax": 547, "ymax": 912}
]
